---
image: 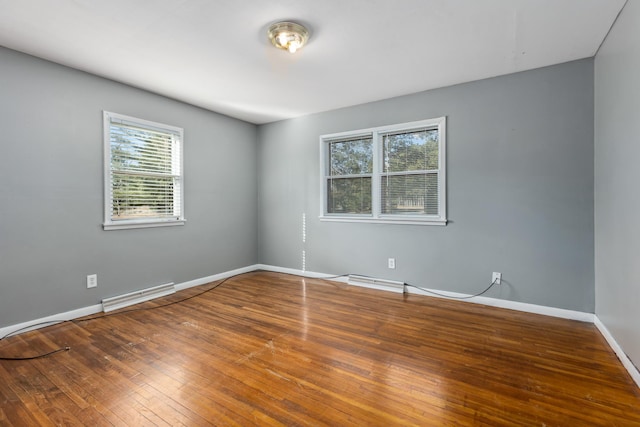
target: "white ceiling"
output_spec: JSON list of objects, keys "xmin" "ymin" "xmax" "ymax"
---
[{"xmin": 0, "ymin": 0, "xmax": 627, "ymax": 124}]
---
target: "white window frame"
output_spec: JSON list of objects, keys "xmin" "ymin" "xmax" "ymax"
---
[
  {"xmin": 320, "ymin": 117, "xmax": 447, "ymax": 226},
  {"xmin": 103, "ymin": 111, "xmax": 185, "ymax": 231}
]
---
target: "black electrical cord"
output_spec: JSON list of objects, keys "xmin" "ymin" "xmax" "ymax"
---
[
  {"xmin": 0, "ymin": 320, "xmax": 73, "ymax": 361},
  {"xmin": 403, "ymin": 277, "xmax": 500, "ymax": 300},
  {"xmin": 0, "ymin": 270, "xmax": 499, "ymax": 360},
  {"xmin": 72, "ymin": 274, "xmax": 235, "ymax": 324},
  {"xmin": 0, "ymin": 320, "xmax": 68, "ymax": 340},
  {"xmin": 0, "ymin": 273, "xmax": 240, "ymax": 360},
  {"xmin": 272, "ymin": 270, "xmax": 500, "ymax": 300},
  {"xmin": 0, "ymin": 346, "xmax": 71, "ymax": 361}
]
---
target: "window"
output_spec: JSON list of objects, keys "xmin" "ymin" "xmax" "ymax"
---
[
  {"xmin": 320, "ymin": 117, "xmax": 446, "ymax": 225},
  {"xmin": 327, "ymin": 136, "xmax": 373, "ymax": 214},
  {"xmin": 103, "ymin": 111, "xmax": 184, "ymax": 230}
]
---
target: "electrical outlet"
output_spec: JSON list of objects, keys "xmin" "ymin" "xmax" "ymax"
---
[
  {"xmin": 388, "ymin": 258, "xmax": 396, "ymax": 269},
  {"xmin": 87, "ymin": 274, "xmax": 97, "ymax": 289},
  {"xmin": 492, "ymin": 272, "xmax": 502, "ymax": 285}
]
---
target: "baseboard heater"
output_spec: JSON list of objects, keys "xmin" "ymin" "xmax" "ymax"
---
[
  {"xmin": 101, "ymin": 282, "xmax": 176, "ymax": 313},
  {"xmin": 348, "ymin": 275, "xmax": 405, "ymax": 291}
]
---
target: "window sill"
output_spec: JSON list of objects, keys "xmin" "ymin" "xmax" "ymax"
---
[
  {"xmin": 103, "ymin": 219, "xmax": 186, "ymax": 231},
  {"xmin": 319, "ymin": 216, "xmax": 447, "ymax": 226}
]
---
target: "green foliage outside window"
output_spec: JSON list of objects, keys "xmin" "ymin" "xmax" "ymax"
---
[
  {"xmin": 110, "ymin": 125, "xmax": 178, "ymax": 220},
  {"xmin": 327, "ymin": 137, "xmax": 373, "ymax": 214},
  {"xmin": 382, "ymin": 130, "xmax": 439, "ymax": 215}
]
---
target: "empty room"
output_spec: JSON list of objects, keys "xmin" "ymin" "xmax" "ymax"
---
[{"xmin": 1, "ymin": 0, "xmax": 639, "ymax": 425}]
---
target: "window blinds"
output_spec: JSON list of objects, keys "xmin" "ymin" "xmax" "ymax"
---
[{"xmin": 107, "ymin": 118, "xmax": 182, "ymax": 222}]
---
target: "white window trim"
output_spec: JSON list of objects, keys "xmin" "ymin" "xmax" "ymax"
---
[
  {"xmin": 319, "ymin": 117, "xmax": 447, "ymax": 226},
  {"xmin": 103, "ymin": 111, "xmax": 185, "ymax": 231}
]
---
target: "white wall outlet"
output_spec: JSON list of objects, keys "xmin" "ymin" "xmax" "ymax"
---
[
  {"xmin": 388, "ymin": 258, "xmax": 396, "ymax": 269},
  {"xmin": 87, "ymin": 274, "xmax": 97, "ymax": 289},
  {"xmin": 492, "ymin": 272, "xmax": 502, "ymax": 285}
]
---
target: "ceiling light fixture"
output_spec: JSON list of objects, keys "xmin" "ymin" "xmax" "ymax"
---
[{"xmin": 267, "ymin": 21, "xmax": 309, "ymax": 54}]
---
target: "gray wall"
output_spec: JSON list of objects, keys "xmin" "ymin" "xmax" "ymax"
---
[
  {"xmin": 0, "ymin": 44, "xmax": 598, "ymax": 328},
  {"xmin": 595, "ymin": 2, "xmax": 640, "ymax": 369},
  {"xmin": 258, "ymin": 59, "xmax": 595, "ymax": 312},
  {"xmin": 0, "ymin": 47, "xmax": 258, "ymax": 327}
]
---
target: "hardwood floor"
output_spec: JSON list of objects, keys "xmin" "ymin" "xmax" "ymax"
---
[{"xmin": 1, "ymin": 271, "xmax": 639, "ymax": 426}]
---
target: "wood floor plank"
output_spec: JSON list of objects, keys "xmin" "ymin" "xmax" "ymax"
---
[
  {"xmin": 1, "ymin": 270, "xmax": 639, "ymax": 426},
  {"xmin": 0, "ymin": 365, "xmax": 46, "ymax": 427}
]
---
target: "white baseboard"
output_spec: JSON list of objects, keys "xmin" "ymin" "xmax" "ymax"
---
[
  {"xmin": 258, "ymin": 264, "xmax": 640, "ymax": 389},
  {"xmin": 175, "ymin": 264, "xmax": 261, "ymax": 291},
  {"xmin": 0, "ymin": 265, "xmax": 261, "ymax": 339},
  {"xmin": 2, "ymin": 263, "xmax": 638, "ymax": 391},
  {"xmin": 0, "ymin": 304, "xmax": 103, "ymax": 339},
  {"xmin": 254, "ymin": 264, "xmax": 350, "ymax": 283},
  {"xmin": 406, "ymin": 287, "xmax": 595, "ymax": 322},
  {"xmin": 257, "ymin": 264, "xmax": 593, "ymax": 322},
  {"xmin": 0, "ymin": 265, "xmax": 602, "ymax": 333},
  {"xmin": 594, "ymin": 316, "xmax": 640, "ymax": 388}
]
